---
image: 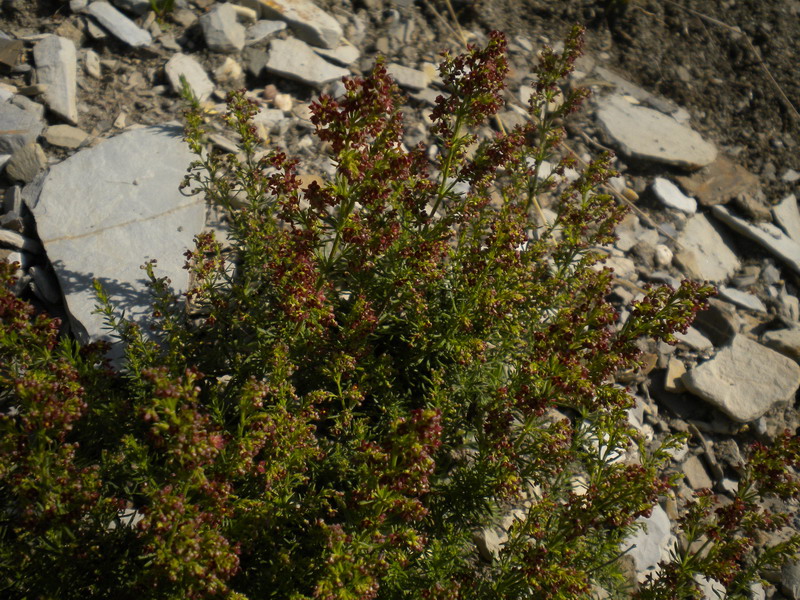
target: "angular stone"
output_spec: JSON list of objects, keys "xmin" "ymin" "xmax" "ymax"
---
[
  {"xmin": 28, "ymin": 126, "xmax": 204, "ymax": 359},
  {"xmin": 0, "ymin": 101, "xmax": 44, "ymax": 155},
  {"xmin": 674, "ymin": 213, "xmax": 740, "ymax": 283},
  {"xmin": 386, "ymin": 63, "xmax": 428, "ymax": 91},
  {"xmin": 254, "ymin": 0, "xmax": 342, "ymax": 48},
  {"xmin": 264, "ymin": 37, "xmax": 349, "ymax": 88},
  {"xmin": 681, "ymin": 334, "xmax": 800, "ymax": 422},
  {"xmin": 5, "ymin": 142, "xmax": 47, "ymax": 183},
  {"xmin": 0, "ymin": 228, "xmax": 42, "ymax": 253},
  {"xmin": 674, "ymin": 326, "xmax": 714, "ymax": 351},
  {"xmin": 773, "ymin": 194, "xmax": 800, "ymax": 244},
  {"xmin": 676, "ymin": 156, "xmax": 761, "ymax": 207},
  {"xmin": 200, "ymin": 3, "xmax": 246, "ymax": 53},
  {"xmin": 596, "ymin": 94, "xmax": 717, "ymax": 170},
  {"xmin": 86, "ymin": 2, "xmax": 152, "ymax": 47},
  {"xmin": 245, "ymin": 19, "xmax": 286, "ymax": 45},
  {"xmin": 33, "ymin": 35, "xmax": 78, "ymax": 125},
  {"xmin": 314, "ymin": 41, "xmax": 360, "ymax": 66},
  {"xmin": 664, "ymin": 356, "xmax": 686, "ymax": 392},
  {"xmin": 165, "ymin": 53, "xmax": 215, "ymax": 103},
  {"xmin": 762, "ymin": 328, "xmax": 800, "ymax": 363},
  {"xmin": 718, "ymin": 287, "xmax": 767, "ymax": 313},
  {"xmin": 713, "ymin": 204, "xmax": 800, "ymax": 277},
  {"xmin": 623, "ymin": 504, "xmax": 673, "ymax": 573},
  {"xmin": 681, "ymin": 455, "xmax": 713, "ymax": 490},
  {"xmin": 651, "ymin": 177, "xmax": 696, "ymax": 214},
  {"xmin": 44, "ymin": 123, "xmax": 89, "ymax": 148}
]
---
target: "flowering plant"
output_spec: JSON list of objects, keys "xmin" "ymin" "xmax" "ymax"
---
[{"xmin": 0, "ymin": 26, "xmax": 798, "ymax": 600}]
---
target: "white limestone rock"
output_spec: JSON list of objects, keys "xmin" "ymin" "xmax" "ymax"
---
[
  {"xmin": 681, "ymin": 334, "xmax": 800, "ymax": 422},
  {"xmin": 651, "ymin": 177, "xmax": 696, "ymax": 214},
  {"xmin": 165, "ymin": 53, "xmax": 215, "ymax": 103},
  {"xmin": 86, "ymin": 2, "xmax": 152, "ymax": 47},
  {"xmin": 596, "ymin": 95, "xmax": 717, "ymax": 170},
  {"xmin": 0, "ymin": 101, "xmax": 45, "ymax": 155},
  {"xmin": 33, "ymin": 35, "xmax": 78, "ymax": 125},
  {"xmin": 252, "ymin": 0, "xmax": 342, "ymax": 48},
  {"xmin": 675, "ymin": 213, "xmax": 740, "ymax": 283},
  {"xmin": 773, "ymin": 194, "xmax": 800, "ymax": 245},
  {"xmin": 386, "ymin": 63, "xmax": 428, "ymax": 91},
  {"xmin": 200, "ymin": 3, "xmax": 246, "ymax": 53}
]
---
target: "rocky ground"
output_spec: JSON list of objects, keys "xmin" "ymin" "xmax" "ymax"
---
[{"xmin": 1, "ymin": 0, "xmax": 800, "ymax": 597}]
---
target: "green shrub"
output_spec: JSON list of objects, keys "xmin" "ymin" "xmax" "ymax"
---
[{"xmin": 1, "ymin": 26, "xmax": 799, "ymax": 600}]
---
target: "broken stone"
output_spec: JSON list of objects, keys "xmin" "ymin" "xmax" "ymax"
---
[
  {"xmin": 28, "ymin": 125, "xmax": 204, "ymax": 360},
  {"xmin": 681, "ymin": 334, "xmax": 800, "ymax": 422},
  {"xmin": 83, "ymin": 48, "xmax": 102, "ymax": 79},
  {"xmin": 718, "ymin": 287, "xmax": 767, "ymax": 313},
  {"xmin": 313, "ymin": 40, "xmax": 360, "ymax": 66},
  {"xmin": 681, "ymin": 454, "xmax": 713, "ymax": 490},
  {"xmin": 664, "ymin": 357, "xmax": 686, "ymax": 393},
  {"xmin": 675, "ymin": 156, "xmax": 761, "ymax": 207},
  {"xmin": 245, "ymin": 19, "xmax": 287, "ymax": 45},
  {"xmin": 0, "ymin": 101, "xmax": 44, "ymax": 155},
  {"xmin": 5, "ymin": 142, "xmax": 47, "ymax": 183},
  {"xmin": 254, "ymin": 0, "xmax": 342, "ymax": 49},
  {"xmin": 385, "ymin": 62, "xmax": 428, "ymax": 91},
  {"xmin": 165, "ymin": 53, "xmax": 215, "ymax": 103},
  {"xmin": 674, "ymin": 212, "xmax": 740, "ymax": 283},
  {"xmin": 86, "ymin": 2, "xmax": 152, "ymax": 47},
  {"xmin": 713, "ymin": 204, "xmax": 800, "ymax": 277},
  {"xmin": 33, "ymin": 35, "xmax": 78, "ymax": 125},
  {"xmin": 0, "ymin": 228, "xmax": 41, "ymax": 253},
  {"xmin": 264, "ymin": 37, "xmax": 349, "ymax": 89},
  {"xmin": 595, "ymin": 95, "xmax": 717, "ymax": 170},
  {"xmin": 773, "ymin": 194, "xmax": 800, "ymax": 245},
  {"xmin": 762, "ymin": 328, "xmax": 800, "ymax": 363},
  {"xmin": 622, "ymin": 504, "xmax": 674, "ymax": 575},
  {"xmin": 651, "ymin": 177, "xmax": 696, "ymax": 214},
  {"xmin": 200, "ymin": 3, "xmax": 246, "ymax": 53}
]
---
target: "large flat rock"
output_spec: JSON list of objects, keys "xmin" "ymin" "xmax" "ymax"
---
[
  {"xmin": 682, "ymin": 334, "xmax": 800, "ymax": 422},
  {"xmin": 674, "ymin": 212, "xmax": 739, "ymax": 283},
  {"xmin": 254, "ymin": 0, "xmax": 342, "ymax": 48},
  {"xmin": 27, "ymin": 126, "xmax": 204, "ymax": 358},
  {"xmin": 596, "ymin": 95, "xmax": 717, "ymax": 170},
  {"xmin": 264, "ymin": 37, "xmax": 349, "ymax": 88}
]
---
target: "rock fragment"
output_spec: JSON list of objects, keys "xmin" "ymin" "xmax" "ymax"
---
[
  {"xmin": 386, "ymin": 62, "xmax": 428, "ymax": 91},
  {"xmin": 246, "ymin": 19, "xmax": 286, "ymax": 45},
  {"xmin": 28, "ymin": 126, "xmax": 204, "ymax": 359},
  {"xmin": 44, "ymin": 124, "xmax": 89, "ymax": 148},
  {"xmin": 86, "ymin": 2, "xmax": 152, "ymax": 47},
  {"xmin": 651, "ymin": 177, "xmax": 696, "ymax": 214},
  {"xmin": 674, "ymin": 213, "xmax": 739, "ymax": 283},
  {"xmin": 200, "ymin": 3, "xmax": 246, "ymax": 53},
  {"xmin": 5, "ymin": 142, "xmax": 47, "ymax": 183},
  {"xmin": 165, "ymin": 53, "xmax": 215, "ymax": 103},
  {"xmin": 676, "ymin": 156, "xmax": 761, "ymax": 207},
  {"xmin": 681, "ymin": 334, "xmax": 800, "ymax": 422},
  {"xmin": 33, "ymin": 35, "xmax": 78, "ymax": 125},
  {"xmin": 253, "ymin": 0, "xmax": 342, "ymax": 48},
  {"xmin": 264, "ymin": 37, "xmax": 349, "ymax": 88},
  {"xmin": 0, "ymin": 101, "xmax": 44, "ymax": 155},
  {"xmin": 773, "ymin": 194, "xmax": 800, "ymax": 244},
  {"xmin": 596, "ymin": 94, "xmax": 717, "ymax": 170}
]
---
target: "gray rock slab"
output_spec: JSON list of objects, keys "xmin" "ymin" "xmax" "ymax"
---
[
  {"xmin": 314, "ymin": 41, "xmax": 360, "ymax": 66},
  {"xmin": 674, "ymin": 212, "xmax": 740, "ymax": 283},
  {"xmin": 255, "ymin": 0, "xmax": 342, "ymax": 48},
  {"xmin": 674, "ymin": 326, "xmax": 713, "ymax": 352},
  {"xmin": 713, "ymin": 204, "xmax": 800, "ymax": 277},
  {"xmin": 165, "ymin": 53, "xmax": 214, "ymax": 103},
  {"xmin": 264, "ymin": 37, "xmax": 349, "ymax": 88},
  {"xmin": 386, "ymin": 62, "xmax": 428, "ymax": 91},
  {"xmin": 0, "ymin": 101, "xmax": 44, "ymax": 155},
  {"xmin": 718, "ymin": 287, "xmax": 767, "ymax": 313},
  {"xmin": 5, "ymin": 142, "xmax": 47, "ymax": 183},
  {"xmin": 596, "ymin": 95, "xmax": 717, "ymax": 170},
  {"xmin": 33, "ymin": 35, "xmax": 78, "ymax": 125},
  {"xmin": 44, "ymin": 123, "xmax": 89, "ymax": 148},
  {"xmin": 245, "ymin": 19, "xmax": 287, "ymax": 45},
  {"xmin": 773, "ymin": 194, "xmax": 800, "ymax": 244},
  {"xmin": 28, "ymin": 126, "xmax": 205, "ymax": 359},
  {"xmin": 651, "ymin": 177, "xmax": 696, "ymax": 214},
  {"xmin": 86, "ymin": 2, "xmax": 152, "ymax": 47},
  {"xmin": 681, "ymin": 455, "xmax": 713, "ymax": 490},
  {"xmin": 0, "ymin": 228, "xmax": 42, "ymax": 253},
  {"xmin": 681, "ymin": 334, "xmax": 800, "ymax": 422},
  {"xmin": 200, "ymin": 3, "xmax": 246, "ymax": 53}
]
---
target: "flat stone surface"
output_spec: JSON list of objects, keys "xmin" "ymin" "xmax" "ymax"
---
[
  {"xmin": 255, "ymin": 0, "xmax": 342, "ymax": 48},
  {"xmin": 651, "ymin": 177, "xmax": 696, "ymax": 214},
  {"xmin": 165, "ymin": 53, "xmax": 215, "ymax": 103},
  {"xmin": 674, "ymin": 212, "xmax": 740, "ymax": 283},
  {"xmin": 314, "ymin": 40, "xmax": 360, "ymax": 66},
  {"xmin": 682, "ymin": 334, "xmax": 800, "ymax": 422},
  {"xmin": 0, "ymin": 100, "xmax": 44, "ymax": 155},
  {"xmin": 386, "ymin": 62, "xmax": 428, "ymax": 91},
  {"xmin": 246, "ymin": 19, "xmax": 287, "ymax": 45},
  {"xmin": 681, "ymin": 455, "xmax": 713, "ymax": 490},
  {"xmin": 623, "ymin": 504, "xmax": 673, "ymax": 574},
  {"xmin": 773, "ymin": 194, "xmax": 800, "ymax": 245},
  {"xmin": 718, "ymin": 287, "xmax": 767, "ymax": 313},
  {"xmin": 44, "ymin": 123, "xmax": 89, "ymax": 148},
  {"xmin": 676, "ymin": 156, "xmax": 761, "ymax": 207},
  {"xmin": 674, "ymin": 326, "xmax": 714, "ymax": 351},
  {"xmin": 713, "ymin": 204, "xmax": 800, "ymax": 277},
  {"xmin": 596, "ymin": 94, "xmax": 717, "ymax": 170},
  {"xmin": 86, "ymin": 2, "xmax": 152, "ymax": 47},
  {"xmin": 762, "ymin": 328, "xmax": 800, "ymax": 363},
  {"xmin": 264, "ymin": 37, "xmax": 349, "ymax": 88},
  {"xmin": 33, "ymin": 35, "xmax": 78, "ymax": 125},
  {"xmin": 200, "ymin": 3, "xmax": 246, "ymax": 53},
  {"xmin": 28, "ymin": 126, "xmax": 204, "ymax": 358}
]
